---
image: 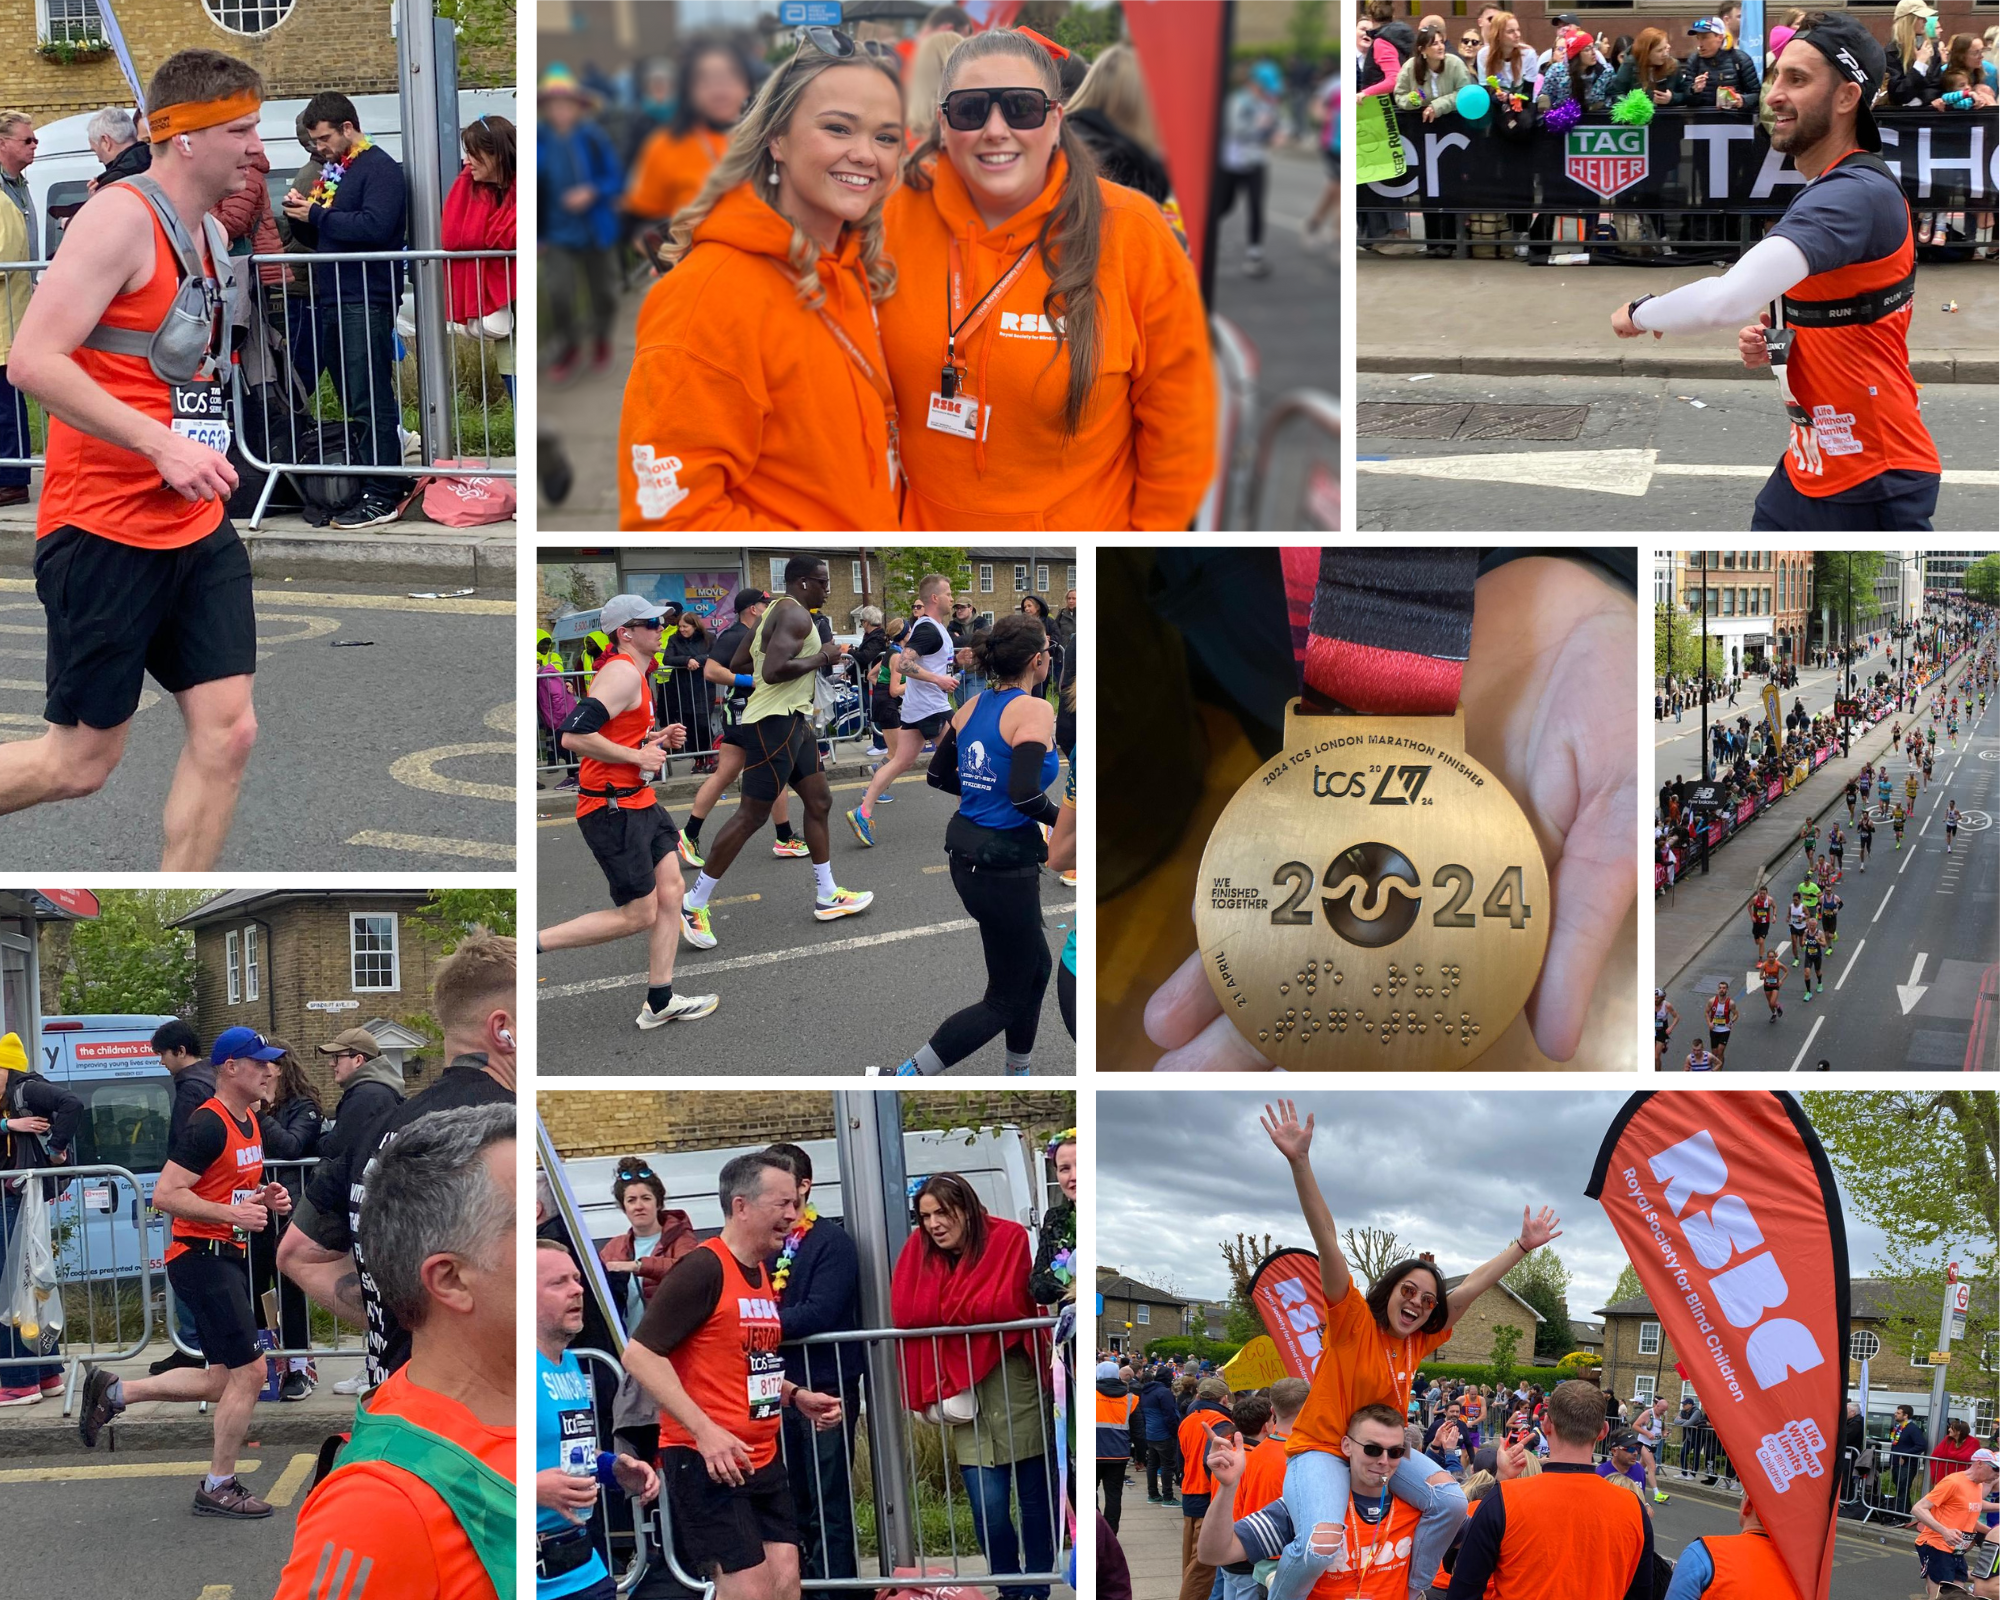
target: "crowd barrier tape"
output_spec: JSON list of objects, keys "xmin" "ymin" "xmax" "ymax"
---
[{"xmin": 0, "ymin": 1163, "xmax": 155, "ymax": 1389}]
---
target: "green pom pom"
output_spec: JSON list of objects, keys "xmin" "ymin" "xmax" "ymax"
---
[{"xmin": 1611, "ymin": 87, "xmax": 1656, "ymax": 126}]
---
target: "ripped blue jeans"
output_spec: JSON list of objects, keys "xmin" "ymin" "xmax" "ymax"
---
[{"xmin": 1265, "ymin": 1446, "xmax": 1466, "ymax": 1600}]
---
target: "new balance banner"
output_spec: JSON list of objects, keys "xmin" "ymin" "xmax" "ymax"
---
[
  {"xmin": 1246, "ymin": 1247, "xmax": 1330, "ymax": 1379},
  {"xmin": 1124, "ymin": 0, "xmax": 1229, "ymax": 290},
  {"xmin": 1588, "ymin": 1091, "xmax": 1848, "ymax": 1600},
  {"xmin": 1362, "ymin": 108, "xmax": 1996, "ymax": 213}
]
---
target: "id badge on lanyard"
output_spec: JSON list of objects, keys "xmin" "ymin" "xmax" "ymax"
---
[
  {"xmin": 931, "ymin": 240, "xmax": 1034, "ymax": 442},
  {"xmin": 815, "ymin": 304, "xmax": 900, "ymax": 490}
]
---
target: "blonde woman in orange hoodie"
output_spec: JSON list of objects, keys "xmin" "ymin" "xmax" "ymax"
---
[
  {"xmin": 618, "ymin": 35, "xmax": 905, "ymax": 530},
  {"xmin": 881, "ymin": 28, "xmax": 1216, "ymax": 531}
]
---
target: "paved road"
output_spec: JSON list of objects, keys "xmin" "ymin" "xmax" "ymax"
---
[
  {"xmin": 0, "ymin": 573, "xmax": 515, "ymax": 870},
  {"xmin": 1355, "ymin": 374, "xmax": 1999, "ymax": 531},
  {"xmin": 4, "ymin": 1438, "xmax": 319, "ymax": 1599},
  {"xmin": 1664, "ymin": 674, "xmax": 1999, "ymax": 1071},
  {"xmin": 537, "ymin": 770, "xmax": 1077, "ymax": 1075},
  {"xmin": 1648, "ymin": 1480, "xmax": 1919, "ymax": 1600}
]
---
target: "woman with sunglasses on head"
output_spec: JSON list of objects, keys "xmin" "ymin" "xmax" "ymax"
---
[
  {"xmin": 1260, "ymin": 1099, "xmax": 1563, "ymax": 1600},
  {"xmin": 618, "ymin": 33, "xmax": 906, "ymax": 530},
  {"xmin": 880, "ymin": 28, "xmax": 1215, "ymax": 531}
]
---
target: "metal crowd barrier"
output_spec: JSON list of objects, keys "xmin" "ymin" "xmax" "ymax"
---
[
  {"xmin": 565, "ymin": 1344, "xmax": 700, "ymax": 1600},
  {"xmin": 0, "ymin": 1163, "xmax": 156, "ymax": 1394},
  {"xmin": 1833, "ymin": 1444, "xmax": 2000, "ymax": 1525},
  {"xmin": 0, "ymin": 259, "xmax": 50, "ymax": 471}
]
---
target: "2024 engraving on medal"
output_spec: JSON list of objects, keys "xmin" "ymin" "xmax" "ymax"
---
[{"xmin": 1194, "ymin": 706, "xmax": 1549, "ymax": 1069}]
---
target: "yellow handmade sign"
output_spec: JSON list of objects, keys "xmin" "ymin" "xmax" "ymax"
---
[{"xmin": 1220, "ymin": 1335, "xmax": 1289, "ymax": 1392}]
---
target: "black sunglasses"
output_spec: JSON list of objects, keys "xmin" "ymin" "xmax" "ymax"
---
[
  {"xmin": 802, "ymin": 26, "xmax": 899, "ymax": 62},
  {"xmin": 1349, "ymin": 1441, "xmax": 1408, "ymax": 1459},
  {"xmin": 940, "ymin": 87, "xmax": 1055, "ymax": 132}
]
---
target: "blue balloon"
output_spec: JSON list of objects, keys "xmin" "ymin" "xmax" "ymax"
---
[{"xmin": 1454, "ymin": 83, "xmax": 1492, "ymax": 119}]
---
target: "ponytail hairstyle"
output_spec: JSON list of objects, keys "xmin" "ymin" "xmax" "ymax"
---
[
  {"xmin": 972, "ymin": 612, "xmax": 1047, "ymax": 684},
  {"xmin": 902, "ymin": 28, "xmax": 1105, "ymax": 440},
  {"xmin": 662, "ymin": 39, "xmax": 901, "ymax": 308}
]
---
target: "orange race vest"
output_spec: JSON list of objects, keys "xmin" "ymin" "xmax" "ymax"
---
[
  {"xmin": 1179, "ymin": 1405, "xmax": 1231, "ymax": 1494},
  {"xmin": 1702, "ymin": 1530, "xmax": 1806, "ymax": 1599},
  {"xmin": 166, "ymin": 1096, "xmax": 262, "ymax": 1259},
  {"xmin": 1775, "ymin": 149, "xmax": 1941, "ymax": 498},
  {"xmin": 1489, "ymin": 1472, "xmax": 1646, "ymax": 1599},
  {"xmin": 656, "ymin": 1237, "xmax": 785, "ymax": 1469},
  {"xmin": 574, "ymin": 653, "xmax": 657, "ymax": 818},
  {"xmin": 1237, "ymin": 1433, "xmax": 1291, "ymax": 1518},
  {"xmin": 38, "ymin": 199, "xmax": 227, "ymax": 551}
]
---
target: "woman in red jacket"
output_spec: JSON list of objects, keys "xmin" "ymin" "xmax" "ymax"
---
[
  {"xmin": 442, "ymin": 114, "xmax": 517, "ymax": 401},
  {"xmin": 596, "ymin": 1153, "xmax": 697, "ymax": 1331}
]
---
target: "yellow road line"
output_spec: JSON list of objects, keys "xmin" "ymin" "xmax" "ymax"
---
[
  {"xmin": 264, "ymin": 1450, "xmax": 317, "ymax": 1508},
  {"xmin": 0, "ymin": 578, "xmax": 512, "ymax": 615},
  {"xmin": 197, "ymin": 1587, "xmax": 233, "ymax": 1600},
  {"xmin": 0, "ymin": 1458, "xmax": 259, "ymax": 1483},
  {"xmin": 347, "ymin": 830, "xmax": 516, "ymax": 861},
  {"xmin": 389, "ymin": 742, "xmax": 514, "ymax": 801},
  {"xmin": 923, "ymin": 864, "xmax": 949, "ymax": 873}
]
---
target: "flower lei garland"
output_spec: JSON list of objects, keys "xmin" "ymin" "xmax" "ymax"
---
[
  {"xmin": 307, "ymin": 133, "xmax": 374, "ymax": 209},
  {"xmin": 1049, "ymin": 1244, "xmax": 1074, "ymax": 1288},
  {"xmin": 1044, "ymin": 1128, "xmax": 1076, "ymax": 1287},
  {"xmin": 772, "ymin": 1202, "xmax": 817, "ymax": 1301}
]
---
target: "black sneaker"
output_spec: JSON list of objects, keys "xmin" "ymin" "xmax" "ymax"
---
[
  {"xmin": 149, "ymin": 1347, "xmax": 203, "ymax": 1376},
  {"xmin": 192, "ymin": 1477, "xmax": 273, "ymax": 1519},
  {"xmin": 78, "ymin": 1366, "xmax": 120, "ymax": 1448},
  {"xmin": 330, "ymin": 494, "xmax": 404, "ymax": 532},
  {"xmin": 280, "ymin": 1371, "xmax": 315, "ymax": 1402}
]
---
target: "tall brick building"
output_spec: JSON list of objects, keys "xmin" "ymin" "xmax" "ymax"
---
[
  {"xmin": 174, "ymin": 888, "xmax": 458, "ymax": 1100},
  {"xmin": 3, "ymin": 0, "xmax": 514, "ymax": 120},
  {"xmin": 1432, "ymin": 1273, "xmax": 1545, "ymax": 1365}
]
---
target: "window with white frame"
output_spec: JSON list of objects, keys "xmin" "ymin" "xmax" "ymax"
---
[
  {"xmin": 979, "ymin": 564, "xmax": 993, "ymax": 594},
  {"xmin": 225, "ymin": 930, "xmax": 241, "ymax": 1004},
  {"xmin": 1036, "ymin": 564, "xmax": 1050, "ymax": 592},
  {"xmin": 1013, "ymin": 564, "xmax": 1027, "ymax": 592},
  {"xmin": 851, "ymin": 560, "xmax": 863, "ymax": 593},
  {"xmin": 770, "ymin": 559, "xmax": 785, "ymax": 593},
  {"xmin": 1910, "ymin": 1343, "xmax": 1936, "ymax": 1369},
  {"xmin": 1067, "ymin": 564, "xmax": 1076, "ymax": 591},
  {"xmin": 243, "ymin": 924, "xmax": 260, "ymax": 1003},
  {"xmin": 39, "ymin": 0, "xmax": 103, "ymax": 43},
  {"xmin": 1634, "ymin": 1374, "xmax": 1657, "ymax": 1402},
  {"xmin": 1639, "ymin": 1322, "xmax": 1661, "ymax": 1355},
  {"xmin": 1849, "ymin": 1329, "xmax": 1881, "ymax": 1362},
  {"xmin": 1680, "ymin": 1380, "xmax": 1697, "ymax": 1401},
  {"xmin": 1136, "ymin": 1304, "xmax": 1150, "ymax": 1325},
  {"xmin": 201, "ymin": 0, "xmax": 295, "ymax": 35},
  {"xmin": 350, "ymin": 914, "xmax": 400, "ymax": 992}
]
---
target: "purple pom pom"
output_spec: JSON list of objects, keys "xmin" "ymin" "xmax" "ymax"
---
[{"xmin": 1545, "ymin": 99, "xmax": 1583, "ymax": 133}]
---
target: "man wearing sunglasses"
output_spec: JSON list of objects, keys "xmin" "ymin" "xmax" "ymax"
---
[{"xmin": 1199, "ymin": 1402, "xmax": 1451, "ymax": 1598}]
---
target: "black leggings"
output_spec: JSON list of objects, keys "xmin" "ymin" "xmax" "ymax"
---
[
  {"xmin": 1217, "ymin": 164, "xmax": 1268, "ymax": 247},
  {"xmin": 1058, "ymin": 960, "xmax": 1075, "ymax": 1039},
  {"xmin": 929, "ymin": 857, "xmax": 1052, "ymax": 1066}
]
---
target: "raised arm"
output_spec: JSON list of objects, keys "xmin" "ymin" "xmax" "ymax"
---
[
  {"xmin": 1443, "ymin": 1205, "xmax": 1563, "ymax": 1332},
  {"xmin": 1262, "ymin": 1100, "xmax": 1352, "ymax": 1303}
]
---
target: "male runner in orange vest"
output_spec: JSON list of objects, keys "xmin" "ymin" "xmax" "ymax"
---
[
  {"xmin": 0, "ymin": 49, "xmax": 264, "ymax": 866},
  {"xmin": 622, "ymin": 1151, "xmax": 845, "ymax": 1600},
  {"xmin": 1611, "ymin": 15, "xmax": 1942, "ymax": 531},
  {"xmin": 77, "ymin": 1026, "xmax": 290, "ymax": 1517}
]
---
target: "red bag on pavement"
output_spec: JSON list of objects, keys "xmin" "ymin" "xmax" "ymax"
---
[{"xmin": 421, "ymin": 460, "xmax": 516, "ymax": 526}]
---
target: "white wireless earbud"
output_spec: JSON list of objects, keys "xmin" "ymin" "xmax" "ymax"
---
[
  {"xmin": 177, "ymin": 134, "xmax": 193, "ymax": 156},
  {"xmin": 497, "ymin": 1026, "xmax": 516, "ymax": 1047}
]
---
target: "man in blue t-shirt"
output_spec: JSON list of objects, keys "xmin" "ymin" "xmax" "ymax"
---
[
  {"xmin": 1597, "ymin": 1432, "xmax": 1651, "ymax": 1497},
  {"xmin": 537, "ymin": 1242, "xmax": 658, "ymax": 1600}
]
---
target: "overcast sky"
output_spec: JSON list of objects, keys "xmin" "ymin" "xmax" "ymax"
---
[{"xmin": 1100, "ymin": 1092, "xmax": 1895, "ymax": 1320}]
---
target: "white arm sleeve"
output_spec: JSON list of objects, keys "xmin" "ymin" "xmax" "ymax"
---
[{"xmin": 1629, "ymin": 235, "xmax": 1814, "ymax": 334}]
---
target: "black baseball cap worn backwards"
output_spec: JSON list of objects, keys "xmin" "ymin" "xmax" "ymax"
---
[{"xmin": 1787, "ymin": 13, "xmax": 1887, "ymax": 152}]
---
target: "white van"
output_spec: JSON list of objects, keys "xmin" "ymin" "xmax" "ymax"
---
[
  {"xmin": 24, "ymin": 87, "xmax": 517, "ymax": 259},
  {"xmin": 561, "ymin": 1124, "xmax": 1048, "ymax": 1251}
]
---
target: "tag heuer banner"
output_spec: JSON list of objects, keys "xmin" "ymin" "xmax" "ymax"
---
[
  {"xmin": 1362, "ymin": 107, "xmax": 1995, "ymax": 213},
  {"xmin": 1588, "ymin": 1092, "xmax": 1848, "ymax": 1600},
  {"xmin": 1246, "ymin": 1247, "xmax": 1331, "ymax": 1380}
]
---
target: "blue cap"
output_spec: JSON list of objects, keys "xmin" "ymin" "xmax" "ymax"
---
[{"xmin": 211, "ymin": 1025, "xmax": 285, "ymax": 1065}]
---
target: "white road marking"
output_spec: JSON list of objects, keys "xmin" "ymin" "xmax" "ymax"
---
[
  {"xmin": 1898, "ymin": 953, "xmax": 1930, "ymax": 1016},
  {"xmin": 1788, "ymin": 1015, "xmax": 1825, "ymax": 1071},
  {"xmin": 1358, "ymin": 447, "xmax": 2000, "ymax": 495},
  {"xmin": 1873, "ymin": 886, "xmax": 1896, "ymax": 922},
  {"xmin": 1833, "ymin": 938, "xmax": 1865, "ymax": 990}
]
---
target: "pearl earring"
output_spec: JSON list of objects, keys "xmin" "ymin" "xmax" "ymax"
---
[{"xmin": 768, "ymin": 165, "xmax": 781, "ymax": 185}]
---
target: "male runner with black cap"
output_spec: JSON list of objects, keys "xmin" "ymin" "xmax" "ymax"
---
[
  {"xmin": 1611, "ymin": 13, "xmax": 1943, "ymax": 531},
  {"xmin": 538, "ymin": 593, "xmax": 719, "ymax": 1030}
]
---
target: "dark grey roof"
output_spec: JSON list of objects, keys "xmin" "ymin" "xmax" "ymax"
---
[
  {"xmin": 1597, "ymin": 1277, "xmax": 1967, "ymax": 1321},
  {"xmin": 1096, "ymin": 1269, "xmax": 1190, "ymax": 1307},
  {"xmin": 174, "ymin": 888, "xmax": 432, "ymax": 927}
]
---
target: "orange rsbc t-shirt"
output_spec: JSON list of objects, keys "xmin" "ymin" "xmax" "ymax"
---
[
  {"xmin": 1288, "ymin": 1283, "xmax": 1450, "ymax": 1457},
  {"xmin": 1237, "ymin": 1432, "xmax": 1291, "ymax": 1519},
  {"xmin": 1917, "ymin": 1470, "xmax": 1991, "ymax": 1552},
  {"xmin": 271, "ymin": 1367, "xmax": 515, "ymax": 1600}
]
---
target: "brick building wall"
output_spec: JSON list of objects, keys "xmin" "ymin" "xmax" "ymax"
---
[
  {"xmin": 1434, "ymin": 1289, "xmax": 1540, "ymax": 1365},
  {"xmin": 193, "ymin": 895, "xmax": 447, "ymax": 1101},
  {"xmin": 540, "ymin": 1089, "xmax": 1076, "ymax": 1158},
  {"xmin": 2, "ymin": 0, "xmax": 514, "ymax": 122}
]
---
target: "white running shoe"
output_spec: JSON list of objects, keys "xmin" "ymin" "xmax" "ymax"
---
[{"xmin": 637, "ymin": 992, "xmax": 719, "ymax": 1029}]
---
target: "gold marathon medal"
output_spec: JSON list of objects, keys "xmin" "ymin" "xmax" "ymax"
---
[{"xmin": 1193, "ymin": 550, "xmax": 1549, "ymax": 1069}]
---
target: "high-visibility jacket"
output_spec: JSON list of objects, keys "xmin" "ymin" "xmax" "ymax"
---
[{"xmin": 1096, "ymin": 1384, "xmax": 1138, "ymax": 1460}]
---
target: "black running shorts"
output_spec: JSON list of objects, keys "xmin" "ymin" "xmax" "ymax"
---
[
  {"xmin": 901, "ymin": 708, "xmax": 950, "ymax": 739},
  {"xmin": 36, "ymin": 520, "xmax": 255, "ymax": 729},
  {"xmin": 1708, "ymin": 1029, "xmax": 1731, "ymax": 1051},
  {"xmin": 167, "ymin": 1246, "xmax": 260, "ymax": 1369},
  {"xmin": 725, "ymin": 713, "xmax": 819, "ymax": 803},
  {"xmin": 578, "ymin": 802, "xmax": 679, "ymax": 907},
  {"xmin": 662, "ymin": 1450, "xmax": 798, "ymax": 1574}
]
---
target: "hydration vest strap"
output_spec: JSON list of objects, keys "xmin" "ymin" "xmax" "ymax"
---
[
  {"xmin": 1781, "ymin": 272, "xmax": 1916, "ymax": 327},
  {"xmin": 79, "ymin": 174, "xmax": 232, "ymax": 372},
  {"xmin": 330, "ymin": 1407, "xmax": 516, "ymax": 1600}
]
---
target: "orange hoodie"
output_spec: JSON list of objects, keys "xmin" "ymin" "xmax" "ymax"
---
[
  {"xmin": 618, "ymin": 183, "xmax": 902, "ymax": 531},
  {"xmin": 879, "ymin": 151, "xmax": 1215, "ymax": 531},
  {"xmin": 625, "ymin": 124, "xmax": 727, "ymax": 220}
]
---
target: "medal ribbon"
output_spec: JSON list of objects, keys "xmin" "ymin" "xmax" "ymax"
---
[{"xmin": 1279, "ymin": 548, "xmax": 1476, "ymax": 716}]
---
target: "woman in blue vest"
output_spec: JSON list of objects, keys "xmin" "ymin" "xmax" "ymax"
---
[{"xmin": 874, "ymin": 615, "xmax": 1060, "ymax": 1077}]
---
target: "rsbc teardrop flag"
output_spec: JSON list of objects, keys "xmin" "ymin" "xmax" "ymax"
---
[
  {"xmin": 1587, "ymin": 1091, "xmax": 1847, "ymax": 1600},
  {"xmin": 1246, "ymin": 1247, "xmax": 1330, "ymax": 1379}
]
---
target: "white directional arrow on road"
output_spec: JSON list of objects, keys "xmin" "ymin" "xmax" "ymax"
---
[
  {"xmin": 1357, "ymin": 449, "xmax": 2000, "ymax": 497},
  {"xmin": 1898, "ymin": 952, "xmax": 1930, "ymax": 1016}
]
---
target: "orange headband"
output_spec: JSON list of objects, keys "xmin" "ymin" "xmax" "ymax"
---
[{"xmin": 147, "ymin": 90, "xmax": 262, "ymax": 144}]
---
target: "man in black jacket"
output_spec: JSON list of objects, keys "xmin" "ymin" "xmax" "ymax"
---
[
  {"xmin": 764, "ymin": 1141, "xmax": 864, "ymax": 1580},
  {"xmin": 281, "ymin": 90, "xmax": 409, "ymax": 529},
  {"xmin": 86, "ymin": 106, "xmax": 151, "ymax": 192}
]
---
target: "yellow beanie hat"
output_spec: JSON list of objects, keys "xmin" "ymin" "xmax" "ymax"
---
[{"xmin": 0, "ymin": 1031, "xmax": 27, "ymax": 1074}]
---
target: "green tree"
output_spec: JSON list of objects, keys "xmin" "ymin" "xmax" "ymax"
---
[
  {"xmin": 1225, "ymin": 1295, "xmax": 1264, "ymax": 1345},
  {"xmin": 879, "ymin": 548, "xmax": 972, "ymax": 623},
  {"xmin": 51, "ymin": 890, "xmax": 209, "ymax": 1017},
  {"xmin": 1655, "ymin": 602, "xmax": 1726, "ymax": 683},
  {"xmin": 1812, "ymin": 550, "xmax": 1888, "ymax": 637},
  {"xmin": 1504, "ymin": 1247, "xmax": 1575, "ymax": 1361},
  {"xmin": 437, "ymin": 0, "xmax": 515, "ymax": 84},
  {"xmin": 1051, "ymin": 1, "xmax": 1124, "ymax": 60},
  {"xmin": 418, "ymin": 890, "xmax": 517, "ymax": 947},
  {"xmin": 1488, "ymin": 1323, "xmax": 1522, "ymax": 1394},
  {"xmin": 1555, "ymin": 1350, "xmax": 1598, "ymax": 1378},
  {"xmin": 1607, "ymin": 1263, "xmax": 1645, "ymax": 1308},
  {"xmin": 1286, "ymin": 0, "xmax": 1329, "ymax": 62},
  {"xmin": 1963, "ymin": 554, "xmax": 2000, "ymax": 606}
]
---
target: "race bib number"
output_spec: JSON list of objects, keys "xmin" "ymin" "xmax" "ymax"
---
[
  {"xmin": 747, "ymin": 1348, "xmax": 784, "ymax": 1420},
  {"xmin": 171, "ymin": 382, "xmax": 231, "ymax": 454},
  {"xmin": 927, "ymin": 392, "xmax": 985, "ymax": 440},
  {"xmin": 230, "ymin": 1187, "xmax": 260, "ymax": 1241},
  {"xmin": 559, "ymin": 1401, "xmax": 596, "ymax": 1472}
]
